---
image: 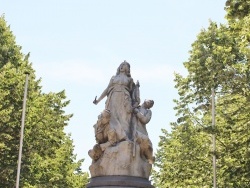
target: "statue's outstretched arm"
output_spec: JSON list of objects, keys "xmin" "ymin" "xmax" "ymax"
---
[{"xmin": 93, "ymin": 77, "xmax": 113, "ymax": 105}]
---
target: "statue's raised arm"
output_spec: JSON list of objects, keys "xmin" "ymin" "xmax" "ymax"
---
[{"xmin": 93, "ymin": 77, "xmax": 113, "ymax": 105}]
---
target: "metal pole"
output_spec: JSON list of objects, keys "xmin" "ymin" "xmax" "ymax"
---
[
  {"xmin": 16, "ymin": 72, "xmax": 29, "ymax": 188},
  {"xmin": 212, "ymin": 88, "xmax": 216, "ymax": 188}
]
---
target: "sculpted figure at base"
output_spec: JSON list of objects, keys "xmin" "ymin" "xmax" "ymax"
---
[
  {"xmin": 88, "ymin": 61, "xmax": 155, "ymax": 187},
  {"xmin": 94, "ymin": 109, "xmax": 117, "ymax": 150},
  {"xmin": 134, "ymin": 99, "xmax": 155, "ymax": 164},
  {"xmin": 88, "ymin": 144, "xmax": 102, "ymax": 162},
  {"xmin": 88, "ymin": 109, "xmax": 112, "ymax": 162},
  {"xmin": 94, "ymin": 109, "xmax": 111, "ymax": 144}
]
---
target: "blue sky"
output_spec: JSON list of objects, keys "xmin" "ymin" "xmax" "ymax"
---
[{"xmin": 1, "ymin": 0, "xmax": 226, "ymax": 172}]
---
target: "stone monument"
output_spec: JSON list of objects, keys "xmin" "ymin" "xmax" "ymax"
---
[{"xmin": 87, "ymin": 61, "xmax": 155, "ymax": 188}]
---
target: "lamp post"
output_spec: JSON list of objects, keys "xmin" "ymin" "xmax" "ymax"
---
[
  {"xmin": 16, "ymin": 72, "xmax": 29, "ymax": 188},
  {"xmin": 211, "ymin": 88, "xmax": 216, "ymax": 188}
]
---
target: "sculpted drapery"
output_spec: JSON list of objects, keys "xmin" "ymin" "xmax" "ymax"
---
[{"xmin": 93, "ymin": 61, "xmax": 134, "ymax": 143}]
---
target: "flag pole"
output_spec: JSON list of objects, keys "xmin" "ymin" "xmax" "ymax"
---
[{"xmin": 16, "ymin": 72, "xmax": 29, "ymax": 188}]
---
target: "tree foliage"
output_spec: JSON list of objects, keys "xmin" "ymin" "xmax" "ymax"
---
[
  {"xmin": 0, "ymin": 16, "xmax": 88, "ymax": 188},
  {"xmin": 225, "ymin": 0, "xmax": 250, "ymax": 20},
  {"xmin": 153, "ymin": 1, "xmax": 250, "ymax": 187}
]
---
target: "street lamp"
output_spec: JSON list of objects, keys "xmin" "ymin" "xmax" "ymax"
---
[
  {"xmin": 211, "ymin": 88, "xmax": 216, "ymax": 188},
  {"xmin": 16, "ymin": 72, "xmax": 29, "ymax": 188}
]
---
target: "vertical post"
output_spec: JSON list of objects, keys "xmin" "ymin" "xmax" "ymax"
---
[
  {"xmin": 16, "ymin": 72, "xmax": 29, "ymax": 188},
  {"xmin": 212, "ymin": 88, "xmax": 216, "ymax": 188}
]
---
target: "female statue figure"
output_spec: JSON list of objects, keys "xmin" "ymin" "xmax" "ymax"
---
[{"xmin": 93, "ymin": 61, "xmax": 134, "ymax": 144}]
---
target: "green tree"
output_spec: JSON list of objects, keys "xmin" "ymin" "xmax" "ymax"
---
[
  {"xmin": 0, "ymin": 16, "xmax": 88, "ymax": 188},
  {"xmin": 225, "ymin": 0, "xmax": 250, "ymax": 20},
  {"xmin": 153, "ymin": 1, "xmax": 250, "ymax": 186}
]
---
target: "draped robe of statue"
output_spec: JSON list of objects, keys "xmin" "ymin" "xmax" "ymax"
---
[{"xmin": 105, "ymin": 74, "xmax": 133, "ymax": 142}]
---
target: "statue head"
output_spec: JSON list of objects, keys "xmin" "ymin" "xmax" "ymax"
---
[
  {"xmin": 116, "ymin": 60, "xmax": 131, "ymax": 77},
  {"xmin": 88, "ymin": 144, "xmax": 102, "ymax": 162},
  {"xmin": 143, "ymin": 99, "xmax": 154, "ymax": 109}
]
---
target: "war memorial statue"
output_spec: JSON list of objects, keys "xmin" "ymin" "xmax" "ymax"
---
[{"xmin": 87, "ymin": 61, "xmax": 155, "ymax": 188}]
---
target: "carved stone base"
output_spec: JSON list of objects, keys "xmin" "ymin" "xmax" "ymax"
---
[
  {"xmin": 89, "ymin": 141, "xmax": 152, "ymax": 178},
  {"xmin": 86, "ymin": 176, "xmax": 154, "ymax": 188}
]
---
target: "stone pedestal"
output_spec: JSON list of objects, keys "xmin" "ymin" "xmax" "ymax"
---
[
  {"xmin": 88, "ymin": 141, "xmax": 154, "ymax": 187},
  {"xmin": 89, "ymin": 141, "xmax": 151, "ymax": 178},
  {"xmin": 86, "ymin": 176, "xmax": 154, "ymax": 188}
]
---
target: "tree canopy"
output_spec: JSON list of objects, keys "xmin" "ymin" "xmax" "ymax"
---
[
  {"xmin": 153, "ymin": 0, "xmax": 250, "ymax": 187},
  {"xmin": 0, "ymin": 16, "xmax": 88, "ymax": 188}
]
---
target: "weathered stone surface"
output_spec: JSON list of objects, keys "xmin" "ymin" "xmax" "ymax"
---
[
  {"xmin": 89, "ymin": 140, "xmax": 151, "ymax": 178},
  {"xmin": 87, "ymin": 175, "xmax": 154, "ymax": 188},
  {"xmin": 88, "ymin": 62, "xmax": 155, "ymax": 187}
]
